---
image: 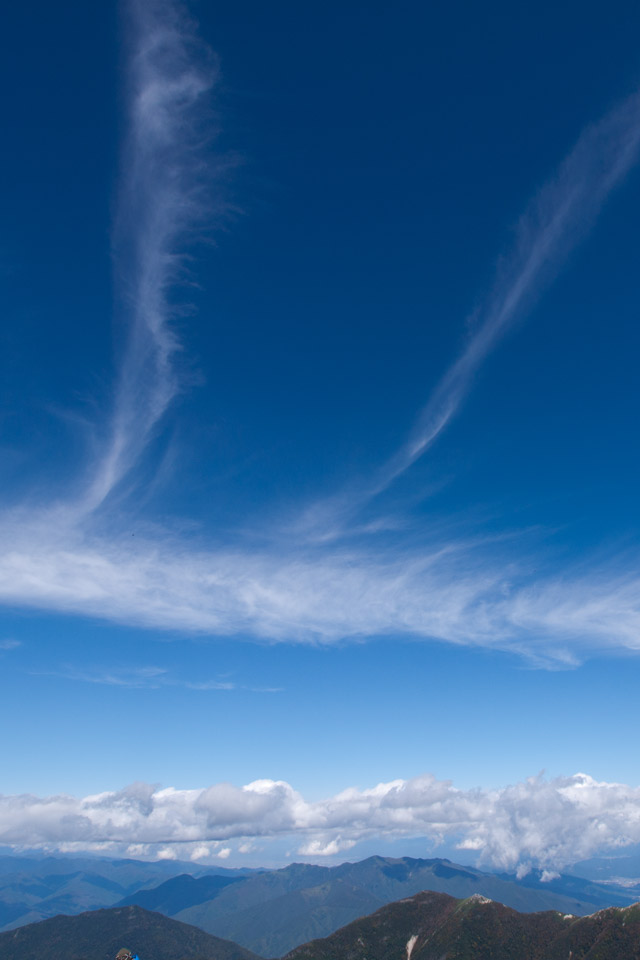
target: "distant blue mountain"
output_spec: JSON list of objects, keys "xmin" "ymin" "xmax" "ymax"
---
[
  {"xmin": 116, "ymin": 873, "xmax": 244, "ymax": 913},
  {"xmin": 1, "ymin": 852, "xmax": 637, "ymax": 956},
  {"xmin": 571, "ymin": 848, "xmax": 640, "ymax": 884},
  {"xmin": 0, "ymin": 855, "xmax": 254, "ymax": 932},
  {"xmin": 498, "ymin": 866, "xmax": 636, "ymax": 909},
  {"xmin": 123, "ymin": 856, "xmax": 639, "ymax": 956}
]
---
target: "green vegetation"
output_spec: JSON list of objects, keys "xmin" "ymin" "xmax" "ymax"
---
[
  {"xmin": 1, "ymin": 862, "xmax": 639, "ymax": 959},
  {"xmin": 285, "ymin": 891, "xmax": 640, "ymax": 960},
  {"xmin": 0, "ymin": 904, "xmax": 262, "ymax": 960}
]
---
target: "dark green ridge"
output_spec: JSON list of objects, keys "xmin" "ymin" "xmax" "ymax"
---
[
  {"xmin": 3, "ymin": 889, "xmax": 640, "ymax": 960},
  {"xmin": 285, "ymin": 890, "xmax": 640, "ymax": 960},
  {"xmin": 0, "ymin": 903, "xmax": 264, "ymax": 960}
]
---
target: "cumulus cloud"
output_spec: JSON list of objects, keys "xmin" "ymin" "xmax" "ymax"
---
[
  {"xmin": 156, "ymin": 847, "xmax": 179, "ymax": 860},
  {"xmin": 2, "ymin": 772, "xmax": 640, "ymax": 873},
  {"xmin": 298, "ymin": 838, "xmax": 357, "ymax": 857}
]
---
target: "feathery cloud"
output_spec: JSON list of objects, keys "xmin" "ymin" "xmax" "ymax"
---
[
  {"xmin": 1, "ymin": 512, "xmax": 639, "ymax": 663},
  {"xmin": 380, "ymin": 89, "xmax": 640, "ymax": 488},
  {"xmin": 0, "ymin": 639, "xmax": 21, "ymax": 651},
  {"xmin": 296, "ymin": 88, "xmax": 640, "ymax": 541},
  {"xmin": 35, "ymin": 662, "xmax": 280, "ymax": 693},
  {"xmin": 1, "ymin": 6, "xmax": 640, "ymax": 670},
  {"xmin": 84, "ymin": 0, "xmax": 221, "ymax": 512}
]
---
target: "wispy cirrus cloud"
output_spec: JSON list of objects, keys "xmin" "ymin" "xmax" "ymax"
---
[
  {"xmin": 3, "ymin": 772, "xmax": 640, "ymax": 874},
  {"xmin": 1, "ymin": 4, "xmax": 640, "ymax": 672},
  {"xmin": 34, "ymin": 662, "xmax": 281, "ymax": 693},
  {"xmin": 0, "ymin": 639, "xmax": 21, "ymax": 651},
  {"xmin": 83, "ymin": 0, "xmax": 223, "ymax": 513},
  {"xmin": 297, "ymin": 88, "xmax": 640, "ymax": 539},
  {"xmin": 389, "ymin": 88, "xmax": 640, "ymax": 484},
  {"xmin": 37, "ymin": 664, "xmax": 171, "ymax": 689},
  {"xmin": 1, "ymin": 512, "xmax": 640, "ymax": 664}
]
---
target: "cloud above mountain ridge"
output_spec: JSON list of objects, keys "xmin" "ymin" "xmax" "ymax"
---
[{"xmin": 2, "ymin": 772, "xmax": 640, "ymax": 873}]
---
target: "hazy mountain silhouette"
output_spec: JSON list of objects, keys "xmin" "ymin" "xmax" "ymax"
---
[
  {"xmin": 117, "ymin": 873, "xmax": 243, "ymax": 914},
  {"xmin": 2, "ymin": 853, "xmax": 637, "ymax": 955},
  {"xmin": 167, "ymin": 856, "xmax": 636, "ymax": 955},
  {"xmin": 5, "ymin": 891, "xmax": 640, "ymax": 960},
  {"xmin": 0, "ymin": 856, "xmax": 253, "ymax": 932}
]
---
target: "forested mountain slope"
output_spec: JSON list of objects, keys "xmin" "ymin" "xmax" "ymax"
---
[{"xmin": 286, "ymin": 889, "xmax": 640, "ymax": 960}]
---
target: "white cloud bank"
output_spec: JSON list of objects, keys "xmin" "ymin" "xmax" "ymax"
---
[{"xmin": 3, "ymin": 772, "xmax": 640, "ymax": 873}]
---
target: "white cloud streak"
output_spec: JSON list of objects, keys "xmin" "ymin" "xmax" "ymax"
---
[
  {"xmin": 1, "ymin": 514, "xmax": 640, "ymax": 663},
  {"xmin": 0, "ymin": 639, "xmax": 21, "ymax": 651},
  {"xmin": 1, "ymin": 8, "xmax": 640, "ymax": 669},
  {"xmin": 36, "ymin": 662, "xmax": 280, "ymax": 693},
  {"xmin": 2, "ymin": 772, "xmax": 640, "ymax": 873},
  {"xmin": 295, "ymin": 88, "xmax": 640, "ymax": 542},
  {"xmin": 376, "ymin": 89, "xmax": 640, "ymax": 490},
  {"xmin": 84, "ymin": 0, "xmax": 219, "ymax": 511}
]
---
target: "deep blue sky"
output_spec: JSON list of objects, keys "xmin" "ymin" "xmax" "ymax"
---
[{"xmin": 1, "ymin": 0, "xmax": 640, "ymax": 869}]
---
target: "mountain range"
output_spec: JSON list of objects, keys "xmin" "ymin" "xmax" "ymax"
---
[
  {"xmin": 0, "ymin": 855, "xmax": 251, "ymax": 931},
  {"xmin": 4, "ymin": 890, "xmax": 640, "ymax": 960},
  {"xmin": 1, "ymin": 853, "xmax": 639, "ymax": 956},
  {"xmin": 116, "ymin": 855, "xmax": 638, "ymax": 956}
]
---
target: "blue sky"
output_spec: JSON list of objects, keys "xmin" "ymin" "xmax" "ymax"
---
[{"xmin": 1, "ymin": 0, "xmax": 640, "ymax": 871}]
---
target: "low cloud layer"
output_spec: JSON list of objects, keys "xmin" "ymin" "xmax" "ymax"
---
[{"xmin": 2, "ymin": 772, "xmax": 640, "ymax": 873}]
